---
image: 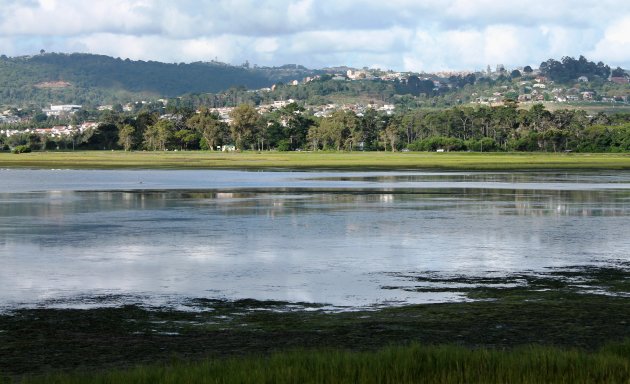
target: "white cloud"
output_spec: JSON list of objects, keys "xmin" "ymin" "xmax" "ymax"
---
[
  {"xmin": 0, "ymin": 0, "xmax": 629, "ymax": 71},
  {"xmin": 589, "ymin": 16, "xmax": 630, "ymax": 67}
]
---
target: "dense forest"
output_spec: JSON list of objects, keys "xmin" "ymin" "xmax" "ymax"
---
[{"xmin": 3, "ymin": 103, "xmax": 629, "ymax": 153}]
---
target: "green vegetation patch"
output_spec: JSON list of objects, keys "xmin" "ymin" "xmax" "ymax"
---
[
  {"xmin": 12, "ymin": 342, "xmax": 630, "ymax": 384},
  {"xmin": 1, "ymin": 151, "xmax": 630, "ymax": 170}
]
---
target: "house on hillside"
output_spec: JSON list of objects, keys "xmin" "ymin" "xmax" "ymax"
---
[
  {"xmin": 44, "ymin": 104, "xmax": 82, "ymax": 117},
  {"xmin": 611, "ymin": 77, "xmax": 629, "ymax": 84}
]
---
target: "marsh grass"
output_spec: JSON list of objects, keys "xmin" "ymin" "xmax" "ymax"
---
[
  {"xmin": 13, "ymin": 342, "xmax": 630, "ymax": 384},
  {"xmin": 1, "ymin": 151, "xmax": 629, "ymax": 170}
]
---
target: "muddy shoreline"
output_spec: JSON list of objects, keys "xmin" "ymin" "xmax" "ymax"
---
[{"xmin": 3, "ymin": 264, "xmax": 630, "ymax": 377}]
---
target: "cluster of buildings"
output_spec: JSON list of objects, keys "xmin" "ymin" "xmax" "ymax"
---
[
  {"xmin": 204, "ymin": 99, "xmax": 396, "ymax": 124},
  {"xmin": 43, "ymin": 104, "xmax": 82, "ymax": 117},
  {"xmin": 473, "ymin": 74, "xmax": 629, "ymax": 106},
  {"xmin": 1, "ymin": 122, "xmax": 99, "ymax": 139},
  {"xmin": 312, "ymin": 103, "xmax": 395, "ymax": 117},
  {"xmin": 2, "ymin": 104, "xmax": 98, "ymax": 140},
  {"xmin": 0, "ymin": 112, "xmax": 21, "ymax": 124}
]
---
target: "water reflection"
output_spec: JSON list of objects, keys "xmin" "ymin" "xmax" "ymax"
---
[{"xmin": 0, "ymin": 169, "xmax": 629, "ymax": 309}]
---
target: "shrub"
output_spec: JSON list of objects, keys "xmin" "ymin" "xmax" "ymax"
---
[
  {"xmin": 11, "ymin": 145, "xmax": 31, "ymax": 154},
  {"xmin": 465, "ymin": 138, "xmax": 498, "ymax": 152},
  {"xmin": 276, "ymin": 139, "xmax": 292, "ymax": 152},
  {"xmin": 509, "ymin": 133, "xmax": 540, "ymax": 152}
]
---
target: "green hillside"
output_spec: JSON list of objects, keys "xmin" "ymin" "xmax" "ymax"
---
[
  {"xmin": 0, "ymin": 53, "xmax": 317, "ymax": 106},
  {"xmin": 0, "ymin": 53, "xmax": 627, "ymax": 111}
]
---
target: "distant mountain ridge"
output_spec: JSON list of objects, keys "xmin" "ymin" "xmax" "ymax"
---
[{"xmin": 0, "ymin": 52, "xmax": 320, "ymax": 106}]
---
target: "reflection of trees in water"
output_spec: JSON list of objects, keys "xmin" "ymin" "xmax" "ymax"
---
[{"xmin": 511, "ymin": 189, "xmax": 630, "ymax": 217}]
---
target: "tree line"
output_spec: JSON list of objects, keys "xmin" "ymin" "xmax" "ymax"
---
[{"xmin": 3, "ymin": 102, "xmax": 629, "ymax": 153}]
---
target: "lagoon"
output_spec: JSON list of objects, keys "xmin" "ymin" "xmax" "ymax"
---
[{"xmin": 1, "ymin": 169, "xmax": 629, "ymax": 310}]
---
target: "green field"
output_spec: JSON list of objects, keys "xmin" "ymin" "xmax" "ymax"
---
[{"xmin": 1, "ymin": 151, "xmax": 630, "ymax": 170}]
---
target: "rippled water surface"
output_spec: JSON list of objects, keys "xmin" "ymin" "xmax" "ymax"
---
[{"xmin": 1, "ymin": 169, "xmax": 629, "ymax": 309}]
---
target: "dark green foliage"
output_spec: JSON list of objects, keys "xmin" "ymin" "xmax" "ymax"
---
[
  {"xmin": 397, "ymin": 75, "xmax": 436, "ymax": 96},
  {"xmin": 0, "ymin": 53, "xmax": 318, "ymax": 106},
  {"xmin": 577, "ymin": 124, "xmax": 630, "ymax": 152},
  {"xmin": 465, "ymin": 137, "xmax": 498, "ymax": 152},
  {"xmin": 88, "ymin": 123, "xmax": 119, "ymax": 150},
  {"xmin": 276, "ymin": 139, "xmax": 292, "ymax": 151},
  {"xmin": 539, "ymin": 55, "xmax": 611, "ymax": 83},
  {"xmin": 509, "ymin": 132, "xmax": 540, "ymax": 152},
  {"xmin": 612, "ymin": 67, "xmax": 629, "ymax": 78}
]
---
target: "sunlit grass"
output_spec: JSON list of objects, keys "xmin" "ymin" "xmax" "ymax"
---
[
  {"xmin": 1, "ymin": 151, "xmax": 629, "ymax": 170},
  {"xmin": 12, "ymin": 342, "xmax": 630, "ymax": 384}
]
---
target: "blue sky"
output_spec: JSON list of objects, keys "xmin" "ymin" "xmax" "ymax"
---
[{"xmin": 1, "ymin": 0, "xmax": 629, "ymax": 72}]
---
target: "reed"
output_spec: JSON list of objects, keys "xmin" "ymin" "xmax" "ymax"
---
[{"xmin": 15, "ymin": 342, "xmax": 630, "ymax": 384}]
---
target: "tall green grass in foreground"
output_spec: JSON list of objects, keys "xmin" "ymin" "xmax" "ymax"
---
[{"xmin": 11, "ymin": 342, "xmax": 630, "ymax": 384}]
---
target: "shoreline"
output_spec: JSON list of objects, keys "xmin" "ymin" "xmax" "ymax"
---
[{"xmin": 2, "ymin": 264, "xmax": 630, "ymax": 378}]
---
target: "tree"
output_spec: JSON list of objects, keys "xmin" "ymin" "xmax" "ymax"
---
[
  {"xmin": 186, "ymin": 108, "xmax": 227, "ymax": 151},
  {"xmin": 318, "ymin": 111, "xmax": 346, "ymax": 151},
  {"xmin": 134, "ymin": 112, "xmax": 157, "ymax": 147},
  {"xmin": 510, "ymin": 69, "xmax": 522, "ymax": 79},
  {"xmin": 491, "ymin": 104, "xmax": 519, "ymax": 148},
  {"xmin": 540, "ymin": 55, "xmax": 611, "ymax": 83},
  {"xmin": 307, "ymin": 123, "xmax": 324, "ymax": 150},
  {"xmin": 523, "ymin": 65, "xmax": 533, "ymax": 74},
  {"xmin": 381, "ymin": 118, "xmax": 402, "ymax": 152},
  {"xmin": 229, "ymin": 104, "xmax": 260, "ymax": 150},
  {"xmin": 277, "ymin": 103, "xmax": 312, "ymax": 150},
  {"xmin": 543, "ymin": 128, "xmax": 567, "ymax": 152},
  {"xmin": 524, "ymin": 104, "xmax": 552, "ymax": 133},
  {"xmin": 612, "ymin": 67, "xmax": 628, "ymax": 78},
  {"xmin": 340, "ymin": 111, "xmax": 361, "ymax": 151},
  {"xmin": 144, "ymin": 119, "xmax": 174, "ymax": 151},
  {"xmin": 90, "ymin": 123, "xmax": 119, "ymax": 150},
  {"xmin": 173, "ymin": 129, "xmax": 200, "ymax": 150},
  {"xmin": 400, "ymin": 110, "xmax": 425, "ymax": 144},
  {"xmin": 360, "ymin": 108, "xmax": 386, "ymax": 149},
  {"xmin": 448, "ymin": 107, "xmax": 475, "ymax": 140},
  {"xmin": 118, "ymin": 124, "xmax": 135, "ymax": 151}
]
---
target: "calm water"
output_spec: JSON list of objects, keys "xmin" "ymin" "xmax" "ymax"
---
[{"xmin": 1, "ymin": 169, "xmax": 629, "ymax": 309}]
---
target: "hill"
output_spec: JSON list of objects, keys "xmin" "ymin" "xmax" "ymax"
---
[
  {"xmin": 0, "ymin": 53, "xmax": 627, "ymax": 111},
  {"xmin": 0, "ymin": 53, "xmax": 318, "ymax": 106}
]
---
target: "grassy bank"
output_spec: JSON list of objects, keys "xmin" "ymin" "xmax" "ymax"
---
[
  {"xmin": 11, "ymin": 342, "xmax": 630, "ymax": 384},
  {"xmin": 1, "ymin": 151, "xmax": 630, "ymax": 170}
]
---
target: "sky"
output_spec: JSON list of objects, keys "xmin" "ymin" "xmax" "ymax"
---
[{"xmin": 0, "ymin": 0, "xmax": 629, "ymax": 72}]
